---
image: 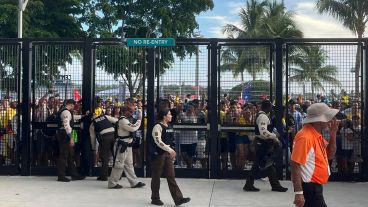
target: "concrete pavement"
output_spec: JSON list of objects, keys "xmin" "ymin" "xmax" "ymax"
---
[{"xmin": 0, "ymin": 176, "xmax": 367, "ymax": 207}]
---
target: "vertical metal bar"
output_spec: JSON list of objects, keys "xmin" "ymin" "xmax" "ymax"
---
[
  {"xmin": 269, "ymin": 44, "xmax": 274, "ymax": 102},
  {"xmin": 81, "ymin": 38, "xmax": 93, "ymax": 176},
  {"xmin": 16, "ymin": 43, "xmax": 22, "ymax": 170},
  {"xmin": 142, "ymin": 47, "xmax": 147, "ymax": 177},
  {"xmin": 274, "ymin": 38, "xmax": 284, "ymax": 179},
  {"xmin": 363, "ymin": 40, "xmax": 368, "ymax": 181},
  {"xmin": 146, "ymin": 47, "xmax": 155, "ymax": 177},
  {"xmin": 285, "ymin": 44, "xmax": 290, "ymax": 179},
  {"xmin": 156, "ymin": 48, "xmax": 160, "ymax": 108},
  {"xmin": 21, "ymin": 40, "xmax": 31, "ymax": 176},
  {"xmin": 209, "ymin": 41, "xmax": 219, "ymax": 179}
]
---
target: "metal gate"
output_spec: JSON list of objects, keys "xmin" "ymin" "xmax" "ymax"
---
[
  {"xmin": 92, "ymin": 41, "xmax": 147, "ymax": 177},
  {"xmin": 216, "ymin": 41, "xmax": 275, "ymax": 179},
  {"xmin": 152, "ymin": 42, "xmax": 211, "ymax": 178},
  {"xmin": 285, "ymin": 40, "xmax": 366, "ymax": 181},
  {"xmin": 0, "ymin": 38, "xmax": 367, "ymax": 181},
  {"xmin": 30, "ymin": 41, "xmax": 85, "ymax": 175},
  {"xmin": 0, "ymin": 41, "xmax": 21, "ymax": 175}
]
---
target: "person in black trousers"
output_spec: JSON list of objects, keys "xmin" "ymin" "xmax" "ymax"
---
[{"xmin": 243, "ymin": 100, "xmax": 288, "ymax": 192}]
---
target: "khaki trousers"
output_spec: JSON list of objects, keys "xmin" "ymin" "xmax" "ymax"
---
[{"xmin": 108, "ymin": 145, "xmax": 138, "ymax": 188}]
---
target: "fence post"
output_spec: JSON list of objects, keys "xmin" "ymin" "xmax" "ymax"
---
[
  {"xmin": 21, "ymin": 39, "xmax": 31, "ymax": 176},
  {"xmin": 146, "ymin": 47, "xmax": 155, "ymax": 177},
  {"xmin": 274, "ymin": 38, "xmax": 284, "ymax": 179},
  {"xmin": 80, "ymin": 38, "xmax": 94, "ymax": 176},
  {"xmin": 209, "ymin": 40, "xmax": 219, "ymax": 179},
  {"xmin": 363, "ymin": 39, "xmax": 368, "ymax": 181}
]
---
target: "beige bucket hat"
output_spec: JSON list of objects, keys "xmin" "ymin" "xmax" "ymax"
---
[{"xmin": 302, "ymin": 103, "xmax": 339, "ymax": 124}]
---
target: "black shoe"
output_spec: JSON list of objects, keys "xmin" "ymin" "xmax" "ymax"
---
[
  {"xmin": 175, "ymin": 197, "xmax": 191, "ymax": 206},
  {"xmin": 151, "ymin": 199, "xmax": 164, "ymax": 206},
  {"xmin": 71, "ymin": 175, "xmax": 86, "ymax": 181},
  {"xmin": 243, "ymin": 185, "xmax": 260, "ymax": 192},
  {"xmin": 132, "ymin": 182, "xmax": 146, "ymax": 188},
  {"xmin": 272, "ymin": 186, "xmax": 288, "ymax": 192},
  {"xmin": 109, "ymin": 184, "xmax": 123, "ymax": 189},
  {"xmin": 57, "ymin": 176, "xmax": 70, "ymax": 182},
  {"xmin": 97, "ymin": 176, "xmax": 108, "ymax": 181}
]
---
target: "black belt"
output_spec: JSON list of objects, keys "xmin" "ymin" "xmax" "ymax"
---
[
  {"xmin": 117, "ymin": 136, "xmax": 131, "ymax": 139},
  {"xmin": 112, "ymin": 139, "xmax": 132, "ymax": 167}
]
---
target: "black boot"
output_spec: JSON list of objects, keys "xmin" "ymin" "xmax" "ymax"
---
[
  {"xmin": 71, "ymin": 175, "xmax": 86, "ymax": 181},
  {"xmin": 132, "ymin": 182, "xmax": 146, "ymax": 188},
  {"xmin": 97, "ymin": 176, "xmax": 108, "ymax": 181},
  {"xmin": 175, "ymin": 197, "xmax": 191, "ymax": 206},
  {"xmin": 151, "ymin": 199, "xmax": 164, "ymax": 206},
  {"xmin": 243, "ymin": 185, "xmax": 260, "ymax": 192},
  {"xmin": 57, "ymin": 176, "xmax": 70, "ymax": 182},
  {"xmin": 272, "ymin": 186, "xmax": 288, "ymax": 192}
]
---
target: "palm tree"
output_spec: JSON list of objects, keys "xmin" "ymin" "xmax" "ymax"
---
[
  {"xmin": 262, "ymin": 0, "xmax": 303, "ymax": 38},
  {"xmin": 316, "ymin": 0, "xmax": 368, "ymax": 96},
  {"xmin": 221, "ymin": 0, "xmax": 302, "ymax": 81},
  {"xmin": 221, "ymin": 46, "xmax": 269, "ymax": 81},
  {"xmin": 289, "ymin": 45, "xmax": 341, "ymax": 99},
  {"xmin": 222, "ymin": 0, "xmax": 267, "ymax": 39}
]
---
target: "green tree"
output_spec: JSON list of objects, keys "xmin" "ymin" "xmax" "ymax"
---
[
  {"xmin": 221, "ymin": 0, "xmax": 302, "ymax": 82},
  {"xmin": 0, "ymin": 0, "xmax": 18, "ymax": 37},
  {"xmin": 316, "ymin": 0, "xmax": 368, "ymax": 95},
  {"xmin": 81, "ymin": 0, "xmax": 214, "ymax": 97},
  {"xmin": 0, "ymin": 0, "xmax": 85, "ymax": 93},
  {"xmin": 262, "ymin": 0, "xmax": 303, "ymax": 38},
  {"xmin": 289, "ymin": 45, "xmax": 340, "ymax": 99}
]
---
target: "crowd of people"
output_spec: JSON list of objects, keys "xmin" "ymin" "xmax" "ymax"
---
[
  {"xmin": 0, "ymin": 88, "xmax": 363, "ymax": 177},
  {"xmin": 0, "ymin": 87, "xmax": 364, "ymax": 206},
  {"xmin": 0, "ymin": 98, "xmax": 17, "ymax": 165}
]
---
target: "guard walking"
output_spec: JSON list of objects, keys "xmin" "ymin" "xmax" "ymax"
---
[
  {"xmin": 149, "ymin": 108, "xmax": 190, "ymax": 206},
  {"xmin": 56, "ymin": 99, "xmax": 85, "ymax": 182},
  {"xmin": 90, "ymin": 114, "xmax": 118, "ymax": 181},
  {"xmin": 108, "ymin": 106, "xmax": 145, "ymax": 189},
  {"xmin": 243, "ymin": 100, "xmax": 288, "ymax": 192}
]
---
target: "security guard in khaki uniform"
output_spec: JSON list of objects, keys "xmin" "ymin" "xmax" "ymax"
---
[
  {"xmin": 90, "ymin": 114, "xmax": 118, "ymax": 181},
  {"xmin": 57, "ymin": 99, "xmax": 85, "ymax": 182},
  {"xmin": 108, "ymin": 106, "xmax": 145, "ymax": 189}
]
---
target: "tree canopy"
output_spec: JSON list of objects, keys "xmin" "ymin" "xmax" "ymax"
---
[
  {"xmin": 80, "ymin": 0, "xmax": 214, "ymax": 38},
  {"xmin": 81, "ymin": 0, "xmax": 214, "ymax": 97},
  {"xmin": 289, "ymin": 45, "xmax": 340, "ymax": 98},
  {"xmin": 316, "ymin": 0, "xmax": 368, "ymax": 95},
  {"xmin": 0, "ymin": 0, "xmax": 214, "ymax": 97},
  {"xmin": 221, "ymin": 0, "xmax": 303, "ymax": 82},
  {"xmin": 0, "ymin": 0, "xmax": 85, "ymax": 38}
]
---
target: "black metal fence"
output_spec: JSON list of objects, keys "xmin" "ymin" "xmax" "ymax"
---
[
  {"xmin": 0, "ymin": 42, "xmax": 21, "ymax": 174},
  {"xmin": 0, "ymin": 38, "xmax": 367, "ymax": 181}
]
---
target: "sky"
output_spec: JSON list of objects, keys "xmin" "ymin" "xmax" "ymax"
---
[
  {"xmin": 195, "ymin": 0, "xmax": 358, "ymax": 38},
  {"xmin": 60, "ymin": 0, "xmax": 363, "ymax": 99}
]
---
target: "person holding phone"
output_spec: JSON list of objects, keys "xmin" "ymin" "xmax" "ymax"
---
[{"xmin": 291, "ymin": 103, "xmax": 340, "ymax": 207}]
